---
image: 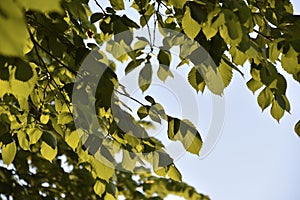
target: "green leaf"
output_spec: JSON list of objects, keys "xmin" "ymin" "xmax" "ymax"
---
[
  {"xmin": 10, "ymin": 62, "xmax": 37, "ymax": 100},
  {"xmin": 17, "ymin": 0, "xmax": 63, "ymax": 13},
  {"xmin": 57, "ymin": 112, "xmax": 73, "ymax": 125},
  {"xmin": 281, "ymin": 46, "xmax": 300, "ymax": 75},
  {"xmin": 218, "ymin": 58, "xmax": 233, "ymax": 88},
  {"xmin": 121, "ymin": 151, "xmax": 137, "ymax": 172},
  {"xmin": 257, "ymin": 87, "xmax": 273, "ymax": 111},
  {"xmin": 294, "ymin": 120, "xmax": 300, "ymax": 137},
  {"xmin": 169, "ymin": 0, "xmax": 186, "ymax": 8},
  {"xmin": 167, "ymin": 164, "xmax": 182, "ymax": 182},
  {"xmin": 151, "ymin": 103, "xmax": 166, "ymax": 119},
  {"xmin": 15, "ymin": 60, "xmax": 34, "ymax": 82},
  {"xmin": 40, "ymin": 114, "xmax": 50, "ymax": 124},
  {"xmin": 167, "ymin": 116, "xmax": 202, "ymax": 155},
  {"xmin": 17, "ymin": 131, "xmax": 30, "ymax": 151},
  {"xmin": 41, "ymin": 131, "xmax": 57, "ymax": 149},
  {"xmin": 65, "ymin": 130, "xmax": 80, "ymax": 151},
  {"xmin": 111, "ymin": 41, "xmax": 128, "ymax": 62},
  {"xmin": 94, "ymin": 180, "xmax": 106, "ymax": 197},
  {"xmin": 139, "ymin": 63, "xmax": 152, "ymax": 92},
  {"xmin": 219, "ymin": 9, "xmax": 243, "ymax": 46},
  {"xmin": 91, "ymin": 13, "xmax": 104, "ymax": 23},
  {"xmin": 158, "ymin": 50, "xmax": 171, "ymax": 66},
  {"xmin": 182, "ymin": 7, "xmax": 201, "ymax": 39},
  {"xmin": 270, "ymin": 99, "xmax": 284, "ymax": 122},
  {"xmin": 40, "ymin": 142, "xmax": 58, "ymax": 162},
  {"xmin": 121, "ymin": 15, "xmax": 140, "ymax": 28},
  {"xmin": 137, "ymin": 106, "xmax": 150, "ymax": 119},
  {"xmin": 125, "ymin": 59, "xmax": 144, "ymax": 74},
  {"xmin": 247, "ymin": 78, "xmax": 263, "ymax": 93},
  {"xmin": 202, "ymin": 9, "xmax": 222, "ymax": 40},
  {"xmin": 149, "ymin": 107, "xmax": 161, "ymax": 124},
  {"xmin": 0, "ymin": 0, "xmax": 29, "ymax": 57},
  {"xmin": 110, "ymin": 0, "xmax": 125, "ymax": 10},
  {"xmin": 157, "ymin": 65, "xmax": 174, "ymax": 82},
  {"xmin": 2, "ymin": 142, "xmax": 17, "ymax": 165},
  {"xmin": 188, "ymin": 67, "xmax": 205, "ymax": 93},
  {"xmin": 28, "ymin": 128, "xmax": 43, "ymax": 145},
  {"xmin": 145, "ymin": 95, "xmax": 155, "ymax": 105},
  {"xmin": 188, "ymin": 2, "xmax": 207, "ymax": 24}
]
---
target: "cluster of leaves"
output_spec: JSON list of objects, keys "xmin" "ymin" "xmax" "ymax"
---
[{"xmin": 1, "ymin": 0, "xmax": 300, "ymax": 199}]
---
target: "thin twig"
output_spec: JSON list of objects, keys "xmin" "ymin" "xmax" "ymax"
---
[
  {"xmin": 253, "ymin": 29, "xmax": 274, "ymax": 41},
  {"xmin": 28, "ymin": 28, "xmax": 72, "ymax": 114},
  {"xmin": 159, "ymin": 1, "xmax": 173, "ymax": 14},
  {"xmin": 30, "ymin": 37, "xmax": 77, "ymax": 75},
  {"xmin": 115, "ymin": 90, "xmax": 146, "ymax": 107},
  {"xmin": 94, "ymin": 0, "xmax": 107, "ymax": 14},
  {"xmin": 152, "ymin": 1, "xmax": 160, "ymax": 46},
  {"xmin": 139, "ymin": 0, "xmax": 153, "ymax": 51}
]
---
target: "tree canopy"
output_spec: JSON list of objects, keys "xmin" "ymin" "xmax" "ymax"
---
[{"xmin": 0, "ymin": 0, "xmax": 300, "ymax": 199}]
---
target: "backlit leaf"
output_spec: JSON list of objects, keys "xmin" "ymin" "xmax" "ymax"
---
[
  {"xmin": 167, "ymin": 164, "xmax": 182, "ymax": 182},
  {"xmin": 40, "ymin": 142, "xmax": 58, "ymax": 162},
  {"xmin": 257, "ymin": 87, "xmax": 273, "ymax": 111},
  {"xmin": 182, "ymin": 7, "xmax": 201, "ymax": 39},
  {"xmin": 0, "ymin": 0, "xmax": 29, "ymax": 57},
  {"xmin": 17, "ymin": 0, "xmax": 63, "ymax": 13},
  {"xmin": 110, "ymin": 0, "xmax": 125, "ymax": 10},
  {"xmin": 94, "ymin": 180, "xmax": 106, "ymax": 197},
  {"xmin": 2, "ymin": 142, "xmax": 17, "ymax": 165},
  {"xmin": 139, "ymin": 63, "xmax": 152, "ymax": 92},
  {"xmin": 271, "ymin": 99, "xmax": 284, "ymax": 122},
  {"xmin": 167, "ymin": 116, "xmax": 202, "ymax": 155}
]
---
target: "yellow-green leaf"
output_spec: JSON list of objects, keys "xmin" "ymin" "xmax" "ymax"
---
[
  {"xmin": 182, "ymin": 7, "xmax": 201, "ymax": 39},
  {"xmin": 257, "ymin": 87, "xmax": 273, "ymax": 111},
  {"xmin": 0, "ymin": 0, "xmax": 29, "ymax": 57},
  {"xmin": 169, "ymin": 0, "xmax": 186, "ymax": 8},
  {"xmin": 110, "ymin": 0, "xmax": 125, "ymax": 10},
  {"xmin": 65, "ymin": 130, "xmax": 80, "ymax": 150},
  {"xmin": 28, "ymin": 128, "xmax": 43, "ymax": 144},
  {"xmin": 94, "ymin": 180, "xmax": 106, "ymax": 197},
  {"xmin": 294, "ymin": 120, "xmax": 300, "ymax": 137},
  {"xmin": 247, "ymin": 78, "xmax": 263, "ymax": 94},
  {"xmin": 40, "ymin": 142, "xmax": 58, "ymax": 162},
  {"xmin": 2, "ymin": 142, "xmax": 17, "ymax": 165},
  {"xmin": 40, "ymin": 114, "xmax": 50, "ymax": 124},
  {"xmin": 139, "ymin": 63, "xmax": 152, "ymax": 92},
  {"xmin": 17, "ymin": 131, "xmax": 30, "ymax": 151},
  {"xmin": 167, "ymin": 164, "xmax": 182, "ymax": 182},
  {"xmin": 17, "ymin": 0, "xmax": 63, "ymax": 13},
  {"xmin": 271, "ymin": 99, "xmax": 284, "ymax": 122}
]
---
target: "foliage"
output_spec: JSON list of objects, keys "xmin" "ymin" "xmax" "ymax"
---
[{"xmin": 0, "ymin": 0, "xmax": 300, "ymax": 199}]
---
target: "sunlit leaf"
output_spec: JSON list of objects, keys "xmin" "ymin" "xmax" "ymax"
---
[
  {"xmin": 167, "ymin": 116, "xmax": 202, "ymax": 155},
  {"xmin": 270, "ymin": 99, "xmax": 284, "ymax": 122},
  {"xmin": 2, "ymin": 142, "xmax": 17, "ymax": 165},
  {"xmin": 167, "ymin": 164, "xmax": 182, "ymax": 182},
  {"xmin": 0, "ymin": 0, "xmax": 29, "ymax": 57},
  {"xmin": 40, "ymin": 142, "xmax": 58, "ymax": 162},
  {"xmin": 257, "ymin": 87, "xmax": 273, "ymax": 111},
  {"xmin": 182, "ymin": 7, "xmax": 201, "ymax": 39}
]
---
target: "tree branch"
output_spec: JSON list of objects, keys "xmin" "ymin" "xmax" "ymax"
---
[
  {"xmin": 94, "ymin": 0, "xmax": 107, "ymax": 15},
  {"xmin": 253, "ymin": 29, "xmax": 274, "ymax": 41}
]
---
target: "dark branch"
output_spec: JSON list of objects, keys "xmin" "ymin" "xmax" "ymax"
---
[
  {"xmin": 94, "ymin": 0, "xmax": 107, "ymax": 14},
  {"xmin": 253, "ymin": 29, "xmax": 274, "ymax": 41}
]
